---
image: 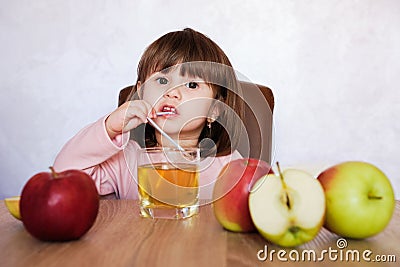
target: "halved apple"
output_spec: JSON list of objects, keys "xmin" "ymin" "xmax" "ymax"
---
[
  {"xmin": 4, "ymin": 196, "xmax": 21, "ymax": 220},
  {"xmin": 249, "ymin": 166, "xmax": 325, "ymax": 247}
]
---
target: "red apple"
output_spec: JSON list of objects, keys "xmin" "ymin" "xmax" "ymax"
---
[
  {"xmin": 20, "ymin": 167, "xmax": 99, "ymax": 241},
  {"xmin": 212, "ymin": 158, "xmax": 273, "ymax": 232}
]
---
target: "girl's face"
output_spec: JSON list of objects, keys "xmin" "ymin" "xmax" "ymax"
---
[{"xmin": 139, "ymin": 66, "xmax": 217, "ymax": 143}]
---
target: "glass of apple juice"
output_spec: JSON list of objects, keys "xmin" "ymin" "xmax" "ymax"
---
[{"xmin": 137, "ymin": 147, "xmax": 200, "ymax": 219}]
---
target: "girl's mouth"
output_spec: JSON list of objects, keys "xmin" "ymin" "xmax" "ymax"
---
[{"xmin": 157, "ymin": 105, "xmax": 178, "ymax": 117}]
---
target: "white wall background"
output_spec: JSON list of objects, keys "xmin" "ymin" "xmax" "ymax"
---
[{"xmin": 1, "ymin": 0, "xmax": 399, "ymax": 199}]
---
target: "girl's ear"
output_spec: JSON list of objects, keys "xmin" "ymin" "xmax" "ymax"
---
[
  {"xmin": 209, "ymin": 101, "xmax": 220, "ymax": 121},
  {"xmin": 136, "ymin": 81, "xmax": 142, "ymax": 98}
]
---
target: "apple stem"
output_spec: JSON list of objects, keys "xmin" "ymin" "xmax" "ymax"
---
[
  {"xmin": 276, "ymin": 162, "xmax": 287, "ymax": 189},
  {"xmin": 368, "ymin": 195, "xmax": 382, "ymax": 200},
  {"xmin": 276, "ymin": 162, "xmax": 292, "ymax": 210},
  {"xmin": 49, "ymin": 166, "xmax": 58, "ymax": 178}
]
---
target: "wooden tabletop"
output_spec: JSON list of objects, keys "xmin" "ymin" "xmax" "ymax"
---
[{"xmin": 1, "ymin": 200, "xmax": 399, "ymax": 267}]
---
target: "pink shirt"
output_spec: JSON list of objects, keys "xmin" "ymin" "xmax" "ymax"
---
[{"xmin": 53, "ymin": 116, "xmax": 242, "ymax": 199}]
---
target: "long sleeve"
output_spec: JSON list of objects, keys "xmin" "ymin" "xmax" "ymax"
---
[{"xmin": 53, "ymin": 116, "xmax": 140, "ymax": 198}]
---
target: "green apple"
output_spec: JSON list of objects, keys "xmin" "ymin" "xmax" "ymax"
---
[
  {"xmin": 249, "ymin": 165, "xmax": 325, "ymax": 247},
  {"xmin": 317, "ymin": 161, "xmax": 395, "ymax": 239}
]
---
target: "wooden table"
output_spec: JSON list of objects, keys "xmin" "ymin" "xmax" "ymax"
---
[{"xmin": 1, "ymin": 200, "xmax": 399, "ymax": 267}]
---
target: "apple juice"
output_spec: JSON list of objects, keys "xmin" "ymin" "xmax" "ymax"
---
[{"xmin": 138, "ymin": 163, "xmax": 199, "ymax": 217}]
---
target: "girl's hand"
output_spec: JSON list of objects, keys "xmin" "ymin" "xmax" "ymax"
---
[{"xmin": 105, "ymin": 100, "xmax": 156, "ymax": 139}]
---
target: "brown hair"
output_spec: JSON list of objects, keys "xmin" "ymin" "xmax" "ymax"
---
[{"xmin": 128, "ymin": 28, "xmax": 245, "ymax": 156}]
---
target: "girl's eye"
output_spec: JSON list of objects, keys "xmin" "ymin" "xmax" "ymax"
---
[
  {"xmin": 185, "ymin": 82, "xmax": 199, "ymax": 89},
  {"xmin": 156, "ymin": 77, "xmax": 168, "ymax": 85}
]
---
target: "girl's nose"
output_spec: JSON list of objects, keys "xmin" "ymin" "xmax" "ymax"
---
[{"xmin": 164, "ymin": 85, "xmax": 182, "ymax": 99}]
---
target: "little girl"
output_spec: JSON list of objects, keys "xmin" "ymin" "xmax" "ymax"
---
[{"xmin": 54, "ymin": 28, "xmax": 245, "ymax": 200}]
